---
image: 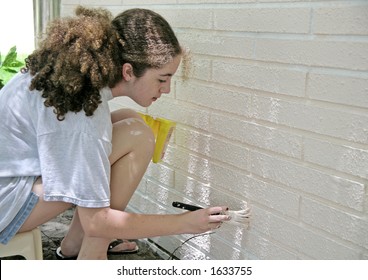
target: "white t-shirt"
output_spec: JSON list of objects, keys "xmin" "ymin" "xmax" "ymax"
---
[{"xmin": 0, "ymin": 72, "xmax": 113, "ymax": 232}]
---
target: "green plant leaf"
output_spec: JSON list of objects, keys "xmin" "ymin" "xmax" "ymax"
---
[
  {"xmin": 11, "ymin": 61, "xmax": 24, "ymax": 67},
  {"xmin": 2, "ymin": 67, "xmax": 18, "ymax": 73},
  {"xmin": 0, "ymin": 46, "xmax": 26, "ymax": 87},
  {"xmin": 1, "ymin": 46, "xmax": 17, "ymax": 67}
]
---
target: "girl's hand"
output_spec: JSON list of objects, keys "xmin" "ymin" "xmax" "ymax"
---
[{"xmin": 181, "ymin": 206, "xmax": 230, "ymax": 234}]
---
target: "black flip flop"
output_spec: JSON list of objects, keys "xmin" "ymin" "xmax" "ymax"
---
[
  {"xmin": 107, "ymin": 239, "xmax": 139, "ymax": 255},
  {"xmin": 55, "ymin": 240, "xmax": 139, "ymax": 259}
]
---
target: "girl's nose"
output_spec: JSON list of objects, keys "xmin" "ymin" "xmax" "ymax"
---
[{"xmin": 160, "ymin": 81, "xmax": 171, "ymax": 94}]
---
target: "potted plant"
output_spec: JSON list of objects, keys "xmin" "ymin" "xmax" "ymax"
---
[{"xmin": 0, "ymin": 46, "xmax": 25, "ymax": 90}]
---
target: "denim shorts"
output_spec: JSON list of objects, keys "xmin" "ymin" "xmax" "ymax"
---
[{"xmin": 0, "ymin": 191, "xmax": 39, "ymax": 245}]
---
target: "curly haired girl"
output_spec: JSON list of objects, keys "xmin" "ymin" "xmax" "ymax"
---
[{"xmin": 0, "ymin": 6, "xmax": 229, "ymax": 259}]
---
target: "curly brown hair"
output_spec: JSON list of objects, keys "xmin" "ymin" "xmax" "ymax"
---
[{"xmin": 25, "ymin": 6, "xmax": 182, "ymax": 121}]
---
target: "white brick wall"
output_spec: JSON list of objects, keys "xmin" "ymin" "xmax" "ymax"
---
[{"xmin": 61, "ymin": 0, "xmax": 368, "ymax": 259}]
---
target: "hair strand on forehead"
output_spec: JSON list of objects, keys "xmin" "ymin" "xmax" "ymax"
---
[{"xmin": 180, "ymin": 46, "xmax": 192, "ymax": 81}]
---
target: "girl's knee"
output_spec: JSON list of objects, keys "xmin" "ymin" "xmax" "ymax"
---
[
  {"xmin": 112, "ymin": 117, "xmax": 155, "ymax": 158},
  {"xmin": 130, "ymin": 119, "xmax": 155, "ymax": 153}
]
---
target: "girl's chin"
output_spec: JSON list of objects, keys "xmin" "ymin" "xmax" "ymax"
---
[
  {"xmin": 134, "ymin": 99, "xmax": 153, "ymax": 107},
  {"xmin": 142, "ymin": 101, "xmax": 153, "ymax": 107}
]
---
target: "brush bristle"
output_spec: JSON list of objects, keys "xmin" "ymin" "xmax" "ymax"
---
[{"xmin": 224, "ymin": 207, "xmax": 251, "ymax": 226}]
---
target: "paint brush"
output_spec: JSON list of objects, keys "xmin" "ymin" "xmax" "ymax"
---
[{"xmin": 172, "ymin": 201, "xmax": 251, "ymax": 226}]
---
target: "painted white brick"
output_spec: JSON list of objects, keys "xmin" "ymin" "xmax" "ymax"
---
[
  {"xmin": 174, "ymin": 171, "xmax": 251, "ymax": 211},
  {"xmin": 304, "ymin": 138, "xmax": 368, "ymax": 179},
  {"xmin": 213, "ymin": 229, "xmax": 250, "ymax": 259},
  {"xmin": 244, "ymin": 176, "xmax": 300, "ymax": 218},
  {"xmin": 167, "ymin": 146, "xmax": 218, "ymax": 182},
  {"xmin": 206, "ymin": 236, "xmax": 242, "ymax": 260},
  {"xmin": 307, "ymin": 72, "xmax": 368, "ymax": 108},
  {"xmin": 175, "ymin": 127, "xmax": 250, "ymax": 170},
  {"xmin": 148, "ymin": 98, "xmax": 211, "ymax": 131},
  {"xmin": 250, "ymin": 150, "xmax": 366, "ymax": 211},
  {"xmin": 62, "ymin": 0, "xmax": 80, "ymax": 4},
  {"xmin": 123, "ymin": 0, "xmax": 177, "ymax": 4},
  {"xmin": 149, "ymin": 235, "xmax": 185, "ymax": 259},
  {"xmin": 144, "ymin": 178, "xmax": 186, "ymax": 208},
  {"xmin": 80, "ymin": 0, "xmax": 121, "ymax": 5},
  {"xmin": 177, "ymin": 233, "xmax": 242, "ymax": 259},
  {"xmin": 155, "ymin": 9, "xmax": 213, "ymax": 29},
  {"xmin": 240, "ymin": 231, "xmax": 298, "ymax": 259},
  {"xmin": 128, "ymin": 193, "xmax": 147, "ymax": 213},
  {"xmin": 145, "ymin": 162, "xmax": 175, "ymax": 188},
  {"xmin": 253, "ymin": 207, "xmax": 361, "ymax": 259},
  {"xmin": 176, "ymin": 81, "xmax": 252, "ymax": 117},
  {"xmin": 212, "ymin": 61, "xmax": 306, "ymax": 97},
  {"xmin": 178, "ymin": 31, "xmax": 254, "ymax": 59},
  {"xmin": 173, "ymin": 154, "xmax": 300, "ymax": 218},
  {"xmin": 60, "ymin": 5, "xmax": 77, "ymax": 16},
  {"xmin": 210, "ymin": 113, "xmax": 303, "ymax": 158},
  {"xmin": 129, "ymin": 191, "xmax": 173, "ymax": 216},
  {"xmin": 252, "ymin": 95, "xmax": 368, "ymax": 144},
  {"xmin": 173, "ymin": 239, "xmax": 207, "ymax": 260},
  {"xmin": 174, "ymin": 172, "xmax": 223, "ymax": 204},
  {"xmin": 214, "ymin": 8, "xmax": 310, "ymax": 33},
  {"xmin": 301, "ymin": 197, "xmax": 368, "ymax": 249},
  {"xmin": 169, "ymin": 147, "xmax": 261, "ymax": 201},
  {"xmin": 256, "ymin": 39, "xmax": 368, "ymax": 71},
  {"xmin": 108, "ymin": 101, "xmax": 122, "ymax": 112},
  {"xmin": 179, "ymin": 0, "xmax": 256, "ymax": 3},
  {"xmin": 260, "ymin": 0, "xmax": 309, "ymax": 2},
  {"xmin": 314, "ymin": 4, "xmax": 368, "ymax": 35},
  {"xmin": 145, "ymin": 180, "xmax": 170, "ymax": 205},
  {"xmin": 110, "ymin": 96, "xmax": 145, "ymax": 112},
  {"xmin": 209, "ymin": 164, "xmax": 252, "ymax": 196}
]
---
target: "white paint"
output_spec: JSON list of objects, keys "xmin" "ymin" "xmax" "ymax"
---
[
  {"xmin": 130, "ymin": 130, "xmax": 143, "ymax": 136},
  {"xmin": 123, "ymin": 119, "xmax": 137, "ymax": 126}
]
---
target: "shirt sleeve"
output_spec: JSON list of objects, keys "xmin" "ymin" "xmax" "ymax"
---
[{"xmin": 38, "ymin": 131, "xmax": 112, "ymax": 208}]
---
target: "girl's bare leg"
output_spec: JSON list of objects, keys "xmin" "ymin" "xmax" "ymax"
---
[
  {"xmin": 18, "ymin": 177, "xmax": 72, "ymax": 232},
  {"xmin": 60, "ymin": 109, "xmax": 155, "ymax": 259}
]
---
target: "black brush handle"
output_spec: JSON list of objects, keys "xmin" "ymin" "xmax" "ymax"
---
[{"xmin": 172, "ymin": 201, "xmax": 203, "ymax": 211}]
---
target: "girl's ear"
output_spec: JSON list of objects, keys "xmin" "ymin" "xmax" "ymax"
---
[{"xmin": 122, "ymin": 63, "xmax": 134, "ymax": 81}]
